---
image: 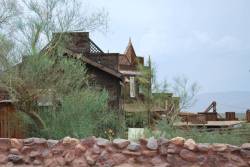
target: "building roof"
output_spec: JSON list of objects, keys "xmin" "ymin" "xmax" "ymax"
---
[
  {"xmin": 119, "ymin": 70, "xmax": 141, "ymax": 76},
  {"xmin": 119, "ymin": 39, "xmax": 137, "ymax": 66},
  {"xmin": 63, "ymin": 49, "xmax": 123, "ymax": 79}
]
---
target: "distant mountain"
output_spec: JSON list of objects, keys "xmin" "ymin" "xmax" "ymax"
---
[{"xmin": 189, "ymin": 91, "xmax": 250, "ymax": 113}]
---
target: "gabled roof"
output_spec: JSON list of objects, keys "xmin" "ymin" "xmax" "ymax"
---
[
  {"xmin": 63, "ymin": 49, "xmax": 123, "ymax": 79},
  {"xmin": 119, "ymin": 38, "xmax": 137, "ymax": 66}
]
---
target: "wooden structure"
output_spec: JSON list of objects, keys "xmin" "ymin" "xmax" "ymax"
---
[
  {"xmin": 0, "ymin": 100, "xmax": 24, "ymax": 138},
  {"xmin": 198, "ymin": 101, "xmax": 219, "ymax": 121},
  {"xmin": 43, "ymin": 32, "xmax": 148, "ymax": 110},
  {"xmin": 179, "ymin": 112, "xmax": 207, "ymax": 124},
  {"xmin": 225, "ymin": 112, "xmax": 237, "ymax": 121},
  {"xmin": 246, "ymin": 109, "xmax": 250, "ymax": 122},
  {"xmin": 196, "ymin": 101, "xmax": 225, "ymax": 121},
  {"xmin": 174, "ymin": 121, "xmax": 244, "ymax": 129}
]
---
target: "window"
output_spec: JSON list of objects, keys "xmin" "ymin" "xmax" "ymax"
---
[{"xmin": 130, "ymin": 76, "xmax": 135, "ymax": 98}]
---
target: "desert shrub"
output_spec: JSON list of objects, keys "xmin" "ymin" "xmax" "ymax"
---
[
  {"xmin": 27, "ymin": 89, "xmax": 125, "ymax": 139},
  {"xmin": 145, "ymin": 119, "xmax": 250, "ymax": 146},
  {"xmin": 126, "ymin": 111, "xmax": 148, "ymax": 128}
]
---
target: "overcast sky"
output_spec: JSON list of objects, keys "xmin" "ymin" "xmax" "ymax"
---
[{"xmin": 88, "ymin": 0, "xmax": 250, "ymax": 94}]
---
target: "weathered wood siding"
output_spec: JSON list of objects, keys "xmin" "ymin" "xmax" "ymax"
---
[
  {"xmin": 0, "ymin": 103, "xmax": 24, "ymax": 138},
  {"xmin": 86, "ymin": 64, "xmax": 122, "ymax": 110}
]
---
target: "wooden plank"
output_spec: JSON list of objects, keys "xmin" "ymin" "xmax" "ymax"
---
[{"xmin": 174, "ymin": 121, "xmax": 245, "ymax": 128}]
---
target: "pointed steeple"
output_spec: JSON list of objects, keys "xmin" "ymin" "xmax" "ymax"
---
[{"xmin": 124, "ymin": 38, "xmax": 137, "ymax": 64}]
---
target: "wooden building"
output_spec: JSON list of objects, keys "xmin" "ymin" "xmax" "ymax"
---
[{"xmin": 48, "ymin": 32, "xmax": 146, "ymax": 110}]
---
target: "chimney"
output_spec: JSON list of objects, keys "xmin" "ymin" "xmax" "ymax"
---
[{"xmin": 52, "ymin": 32, "xmax": 90, "ymax": 53}]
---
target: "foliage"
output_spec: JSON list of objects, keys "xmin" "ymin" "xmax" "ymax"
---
[
  {"xmin": 126, "ymin": 111, "xmax": 148, "ymax": 128},
  {"xmin": 26, "ymin": 90, "xmax": 125, "ymax": 139},
  {"xmin": 0, "ymin": 0, "xmax": 108, "ymax": 131},
  {"xmin": 172, "ymin": 76, "xmax": 200, "ymax": 110},
  {"xmin": 145, "ymin": 119, "xmax": 250, "ymax": 146}
]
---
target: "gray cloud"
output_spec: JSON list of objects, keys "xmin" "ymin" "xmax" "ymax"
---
[{"xmin": 88, "ymin": 0, "xmax": 250, "ymax": 93}]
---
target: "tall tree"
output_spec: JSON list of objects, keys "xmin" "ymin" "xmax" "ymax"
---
[{"xmin": 0, "ymin": 0, "xmax": 108, "ymax": 129}]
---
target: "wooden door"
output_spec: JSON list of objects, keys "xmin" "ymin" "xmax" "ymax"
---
[{"xmin": 0, "ymin": 103, "xmax": 24, "ymax": 138}]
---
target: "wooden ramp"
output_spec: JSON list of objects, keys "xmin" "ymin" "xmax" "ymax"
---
[{"xmin": 174, "ymin": 121, "xmax": 245, "ymax": 129}]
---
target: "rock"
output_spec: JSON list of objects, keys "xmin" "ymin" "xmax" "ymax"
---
[
  {"xmin": 227, "ymin": 145, "xmax": 241, "ymax": 152},
  {"xmin": 86, "ymin": 155, "xmax": 95, "ymax": 165},
  {"xmin": 23, "ymin": 138, "xmax": 34, "ymax": 146},
  {"xmin": 147, "ymin": 137, "xmax": 158, "ymax": 150},
  {"xmin": 212, "ymin": 143, "xmax": 228, "ymax": 152},
  {"xmin": 41, "ymin": 149, "xmax": 51, "ymax": 158},
  {"xmin": 122, "ymin": 150, "xmax": 141, "ymax": 156},
  {"xmin": 64, "ymin": 151, "xmax": 75, "ymax": 162},
  {"xmin": 62, "ymin": 136, "xmax": 79, "ymax": 146},
  {"xmin": 240, "ymin": 149, "xmax": 250, "ymax": 158},
  {"xmin": 0, "ymin": 154, "xmax": 7, "ymax": 164},
  {"xmin": 75, "ymin": 144, "xmax": 86, "ymax": 156},
  {"xmin": 197, "ymin": 144, "xmax": 210, "ymax": 152},
  {"xmin": 55, "ymin": 156, "xmax": 66, "ymax": 166},
  {"xmin": 55, "ymin": 156, "xmax": 65, "ymax": 166},
  {"xmin": 127, "ymin": 142, "xmax": 140, "ymax": 151},
  {"xmin": 170, "ymin": 137, "xmax": 185, "ymax": 146},
  {"xmin": 159, "ymin": 145, "xmax": 168, "ymax": 155},
  {"xmin": 7, "ymin": 154, "xmax": 23, "ymax": 164},
  {"xmin": 96, "ymin": 138, "xmax": 110, "ymax": 147},
  {"xmin": 92, "ymin": 144, "xmax": 101, "ymax": 154},
  {"xmin": 135, "ymin": 156, "xmax": 147, "ymax": 163},
  {"xmin": 33, "ymin": 159, "xmax": 42, "ymax": 165},
  {"xmin": 167, "ymin": 144, "xmax": 181, "ymax": 154},
  {"xmin": 107, "ymin": 146, "xmax": 117, "ymax": 153},
  {"xmin": 158, "ymin": 137, "xmax": 169, "ymax": 146},
  {"xmin": 6, "ymin": 162, "xmax": 14, "ymax": 167},
  {"xmin": 99, "ymin": 150, "xmax": 109, "ymax": 162},
  {"xmin": 80, "ymin": 137, "xmax": 96, "ymax": 148},
  {"xmin": 44, "ymin": 158, "xmax": 58, "ymax": 167},
  {"xmin": 47, "ymin": 139, "xmax": 58, "ymax": 148},
  {"xmin": 33, "ymin": 138, "xmax": 47, "ymax": 145},
  {"xmin": 230, "ymin": 154, "xmax": 248, "ymax": 166},
  {"xmin": 113, "ymin": 139, "xmax": 130, "ymax": 149},
  {"xmin": 142, "ymin": 150, "xmax": 157, "ymax": 157},
  {"xmin": 51, "ymin": 148, "xmax": 63, "ymax": 155},
  {"xmin": 241, "ymin": 143, "xmax": 250, "ymax": 150},
  {"xmin": 184, "ymin": 139, "xmax": 196, "ymax": 151},
  {"xmin": 9, "ymin": 148, "xmax": 20, "ymax": 155},
  {"xmin": 21, "ymin": 146, "xmax": 33, "ymax": 154},
  {"xmin": 29, "ymin": 151, "xmax": 40, "ymax": 158},
  {"xmin": 0, "ymin": 138, "xmax": 10, "ymax": 151},
  {"xmin": 154, "ymin": 162, "xmax": 171, "ymax": 167},
  {"xmin": 112, "ymin": 153, "xmax": 127, "ymax": 165},
  {"xmin": 115, "ymin": 163, "xmax": 134, "ymax": 167},
  {"xmin": 10, "ymin": 139, "xmax": 22, "ymax": 150},
  {"xmin": 179, "ymin": 149, "xmax": 197, "ymax": 162},
  {"xmin": 151, "ymin": 156, "xmax": 163, "ymax": 165},
  {"xmin": 72, "ymin": 158, "xmax": 88, "ymax": 167},
  {"xmin": 139, "ymin": 138, "xmax": 148, "ymax": 145}
]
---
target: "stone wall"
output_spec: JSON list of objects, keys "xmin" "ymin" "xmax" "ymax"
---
[{"xmin": 0, "ymin": 137, "xmax": 250, "ymax": 167}]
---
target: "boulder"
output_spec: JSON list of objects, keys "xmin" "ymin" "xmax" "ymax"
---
[
  {"xmin": 127, "ymin": 142, "xmax": 140, "ymax": 151},
  {"xmin": 179, "ymin": 149, "xmax": 197, "ymax": 162},
  {"xmin": 146, "ymin": 137, "xmax": 158, "ymax": 150},
  {"xmin": 184, "ymin": 139, "xmax": 196, "ymax": 151},
  {"xmin": 96, "ymin": 138, "xmax": 110, "ymax": 147},
  {"xmin": 170, "ymin": 137, "xmax": 185, "ymax": 146},
  {"xmin": 241, "ymin": 143, "xmax": 250, "ymax": 150},
  {"xmin": 113, "ymin": 139, "xmax": 130, "ymax": 149}
]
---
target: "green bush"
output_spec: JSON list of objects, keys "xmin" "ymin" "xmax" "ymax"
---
[
  {"xmin": 27, "ymin": 89, "xmax": 125, "ymax": 139},
  {"xmin": 145, "ymin": 119, "xmax": 250, "ymax": 146}
]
